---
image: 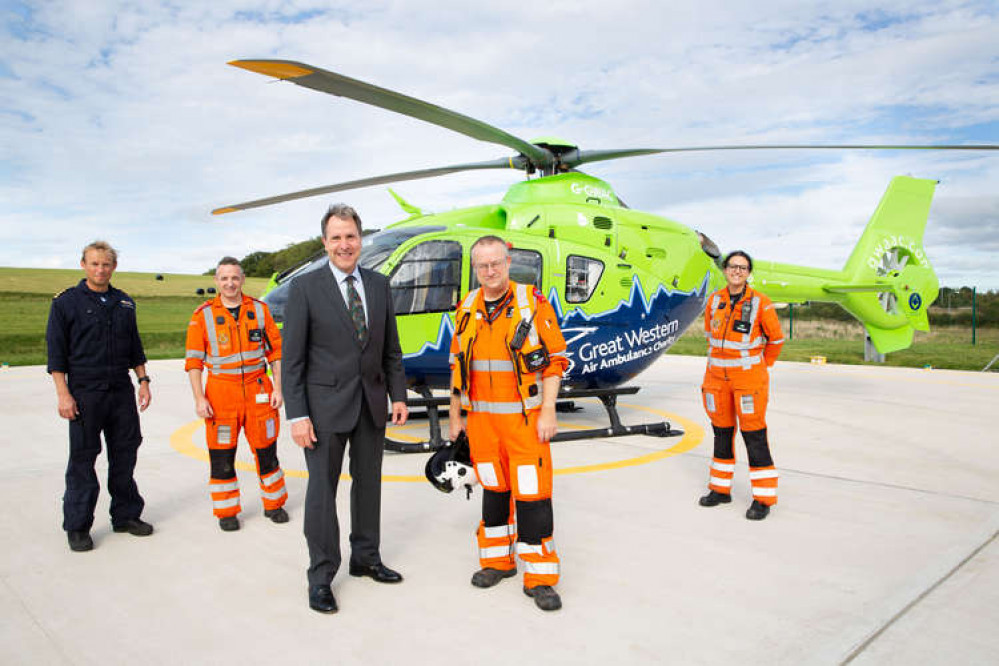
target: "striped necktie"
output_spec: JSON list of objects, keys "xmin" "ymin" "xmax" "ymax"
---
[{"xmin": 345, "ymin": 275, "xmax": 368, "ymax": 345}]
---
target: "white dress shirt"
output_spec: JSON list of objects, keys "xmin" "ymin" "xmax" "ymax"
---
[{"xmin": 328, "ymin": 261, "xmax": 368, "ymax": 322}]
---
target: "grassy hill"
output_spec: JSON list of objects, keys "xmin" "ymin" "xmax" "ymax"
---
[
  {"xmin": 0, "ymin": 267, "xmax": 271, "ymax": 366},
  {"xmin": 0, "ymin": 266, "xmax": 269, "ymax": 298}
]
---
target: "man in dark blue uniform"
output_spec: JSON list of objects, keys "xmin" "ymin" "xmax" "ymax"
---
[{"xmin": 47, "ymin": 240, "xmax": 155, "ymax": 552}]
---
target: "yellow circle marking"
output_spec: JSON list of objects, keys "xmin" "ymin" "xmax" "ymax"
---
[{"xmin": 169, "ymin": 403, "xmax": 704, "ymax": 483}]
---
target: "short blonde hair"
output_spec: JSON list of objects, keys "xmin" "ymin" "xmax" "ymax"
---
[{"xmin": 81, "ymin": 240, "xmax": 118, "ymax": 264}]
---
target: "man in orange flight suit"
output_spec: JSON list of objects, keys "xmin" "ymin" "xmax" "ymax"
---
[
  {"xmin": 449, "ymin": 235, "xmax": 569, "ymax": 611},
  {"xmin": 185, "ymin": 256, "xmax": 289, "ymax": 531},
  {"xmin": 699, "ymin": 250, "xmax": 785, "ymax": 520}
]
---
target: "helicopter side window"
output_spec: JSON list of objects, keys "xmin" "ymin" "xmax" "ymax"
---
[
  {"xmin": 566, "ymin": 255, "xmax": 604, "ymax": 303},
  {"xmin": 469, "ymin": 248, "xmax": 543, "ymax": 291},
  {"xmin": 389, "ymin": 240, "xmax": 462, "ymax": 314}
]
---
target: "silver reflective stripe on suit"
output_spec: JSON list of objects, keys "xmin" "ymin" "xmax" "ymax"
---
[
  {"xmin": 708, "ymin": 354, "xmax": 763, "ymax": 369},
  {"xmin": 203, "ymin": 307, "xmax": 220, "ymax": 357}
]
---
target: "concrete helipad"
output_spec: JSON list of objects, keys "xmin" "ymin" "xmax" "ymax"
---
[{"xmin": 1, "ymin": 355, "xmax": 996, "ymax": 665}]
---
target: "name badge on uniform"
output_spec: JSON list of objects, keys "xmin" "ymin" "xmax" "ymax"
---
[
  {"xmin": 255, "ymin": 393, "xmax": 270, "ymax": 404},
  {"xmin": 248, "ymin": 328, "xmax": 262, "ymax": 343}
]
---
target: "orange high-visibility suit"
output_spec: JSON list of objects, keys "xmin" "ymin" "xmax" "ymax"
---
[
  {"xmin": 450, "ymin": 282, "xmax": 568, "ymax": 589},
  {"xmin": 701, "ymin": 285, "xmax": 784, "ymax": 506},
  {"xmin": 185, "ymin": 295, "xmax": 287, "ymax": 518}
]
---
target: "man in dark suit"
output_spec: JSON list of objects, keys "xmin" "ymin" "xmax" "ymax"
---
[{"xmin": 281, "ymin": 203, "xmax": 408, "ymax": 614}]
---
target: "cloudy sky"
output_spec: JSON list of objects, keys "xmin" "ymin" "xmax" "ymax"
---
[{"xmin": 2, "ymin": 0, "xmax": 997, "ymax": 288}]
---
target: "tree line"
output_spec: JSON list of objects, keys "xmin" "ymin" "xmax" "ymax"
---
[{"xmin": 205, "ymin": 237, "xmax": 325, "ymax": 278}]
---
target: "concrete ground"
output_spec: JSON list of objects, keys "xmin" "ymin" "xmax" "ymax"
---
[{"xmin": 1, "ymin": 355, "xmax": 996, "ymax": 665}]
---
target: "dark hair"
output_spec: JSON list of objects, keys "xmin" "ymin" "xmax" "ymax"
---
[
  {"xmin": 321, "ymin": 203, "xmax": 362, "ymax": 237},
  {"xmin": 723, "ymin": 250, "xmax": 753, "ymax": 273},
  {"xmin": 216, "ymin": 256, "xmax": 243, "ymax": 274}
]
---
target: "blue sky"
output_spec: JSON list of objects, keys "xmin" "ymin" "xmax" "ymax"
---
[{"xmin": 1, "ymin": 0, "xmax": 997, "ymax": 287}]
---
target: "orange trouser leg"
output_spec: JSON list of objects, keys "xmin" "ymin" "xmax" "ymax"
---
[
  {"xmin": 246, "ymin": 397, "xmax": 287, "ymax": 510},
  {"xmin": 206, "ymin": 416, "xmax": 241, "ymax": 518},
  {"xmin": 744, "ymin": 428, "xmax": 777, "ymax": 506},
  {"xmin": 703, "ymin": 376, "xmax": 736, "ymax": 496},
  {"xmin": 476, "ymin": 519, "xmax": 516, "ymax": 570},
  {"xmin": 469, "ymin": 414, "xmax": 516, "ymax": 571}
]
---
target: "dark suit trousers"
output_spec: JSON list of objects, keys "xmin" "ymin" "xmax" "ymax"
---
[{"xmin": 303, "ymin": 399, "xmax": 386, "ymax": 586}]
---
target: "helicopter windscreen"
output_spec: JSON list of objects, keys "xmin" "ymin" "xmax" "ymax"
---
[
  {"xmin": 359, "ymin": 226, "xmax": 446, "ymax": 272},
  {"xmin": 264, "ymin": 226, "xmax": 446, "ymax": 321}
]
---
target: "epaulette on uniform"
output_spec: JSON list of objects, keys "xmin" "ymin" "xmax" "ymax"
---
[
  {"xmin": 532, "ymin": 286, "xmax": 548, "ymax": 305},
  {"xmin": 194, "ymin": 301, "xmax": 213, "ymax": 314},
  {"xmin": 53, "ymin": 286, "xmax": 72, "ymax": 300}
]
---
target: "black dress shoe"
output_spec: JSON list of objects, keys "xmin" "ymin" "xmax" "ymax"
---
[
  {"xmin": 308, "ymin": 585, "xmax": 338, "ymax": 613},
  {"xmin": 348, "ymin": 562, "xmax": 403, "ymax": 583},
  {"xmin": 746, "ymin": 500, "xmax": 771, "ymax": 521},
  {"xmin": 112, "ymin": 518, "xmax": 154, "ymax": 536},
  {"xmin": 68, "ymin": 530, "xmax": 93, "ymax": 552},
  {"xmin": 698, "ymin": 490, "xmax": 732, "ymax": 507}
]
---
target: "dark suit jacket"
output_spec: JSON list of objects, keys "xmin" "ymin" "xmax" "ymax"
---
[{"xmin": 281, "ymin": 264, "xmax": 406, "ymax": 432}]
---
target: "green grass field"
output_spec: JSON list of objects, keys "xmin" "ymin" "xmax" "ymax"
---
[
  {"xmin": 2, "ymin": 267, "xmax": 996, "ymax": 371},
  {"xmin": 0, "ymin": 267, "xmax": 270, "ymax": 366},
  {"xmin": 668, "ymin": 316, "xmax": 999, "ymax": 371}
]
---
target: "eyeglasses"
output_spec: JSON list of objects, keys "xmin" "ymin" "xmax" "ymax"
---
[
  {"xmin": 474, "ymin": 260, "xmax": 507, "ymax": 273},
  {"xmin": 726, "ymin": 264, "xmax": 750, "ymax": 273}
]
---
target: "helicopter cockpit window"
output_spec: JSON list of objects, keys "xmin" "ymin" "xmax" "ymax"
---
[
  {"xmin": 389, "ymin": 240, "xmax": 462, "ymax": 314},
  {"xmin": 358, "ymin": 226, "xmax": 447, "ymax": 273},
  {"xmin": 566, "ymin": 255, "xmax": 604, "ymax": 303},
  {"xmin": 469, "ymin": 248, "xmax": 543, "ymax": 291}
]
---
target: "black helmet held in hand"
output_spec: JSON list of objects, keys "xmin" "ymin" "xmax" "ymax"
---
[{"xmin": 425, "ymin": 431, "xmax": 478, "ymax": 498}]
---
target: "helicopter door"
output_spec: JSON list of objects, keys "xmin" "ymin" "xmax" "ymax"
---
[
  {"xmin": 389, "ymin": 240, "xmax": 462, "ymax": 314},
  {"xmin": 388, "ymin": 239, "xmax": 462, "ymax": 358}
]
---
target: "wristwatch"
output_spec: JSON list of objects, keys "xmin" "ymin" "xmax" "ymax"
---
[{"xmin": 137, "ymin": 376, "xmax": 151, "ymax": 384}]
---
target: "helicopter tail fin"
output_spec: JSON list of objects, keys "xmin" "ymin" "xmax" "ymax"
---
[
  {"xmin": 834, "ymin": 176, "xmax": 939, "ymax": 352},
  {"xmin": 755, "ymin": 176, "xmax": 940, "ymax": 353}
]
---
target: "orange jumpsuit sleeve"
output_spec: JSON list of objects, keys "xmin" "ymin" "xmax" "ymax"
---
[
  {"xmin": 261, "ymin": 303, "xmax": 282, "ymax": 363},
  {"xmin": 184, "ymin": 304, "xmax": 209, "ymax": 372},
  {"xmin": 536, "ymin": 296, "xmax": 568, "ymax": 378},
  {"xmin": 704, "ymin": 297, "xmax": 713, "ymax": 339},
  {"xmin": 759, "ymin": 298, "xmax": 785, "ymax": 367}
]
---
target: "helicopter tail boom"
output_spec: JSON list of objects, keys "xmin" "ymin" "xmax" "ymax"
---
[{"xmin": 754, "ymin": 176, "xmax": 939, "ymax": 353}]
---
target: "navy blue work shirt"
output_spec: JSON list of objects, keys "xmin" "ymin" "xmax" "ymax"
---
[{"xmin": 46, "ymin": 279, "xmax": 147, "ymax": 391}]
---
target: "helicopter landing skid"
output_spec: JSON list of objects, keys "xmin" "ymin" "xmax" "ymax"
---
[
  {"xmin": 549, "ymin": 387, "xmax": 683, "ymax": 442},
  {"xmin": 384, "ymin": 385, "xmax": 683, "ymax": 453}
]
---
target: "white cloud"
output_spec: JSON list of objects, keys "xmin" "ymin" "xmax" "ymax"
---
[{"xmin": 0, "ymin": 0, "xmax": 996, "ymax": 288}]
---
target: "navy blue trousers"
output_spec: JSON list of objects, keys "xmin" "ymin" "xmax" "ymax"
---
[{"xmin": 63, "ymin": 386, "xmax": 145, "ymax": 531}]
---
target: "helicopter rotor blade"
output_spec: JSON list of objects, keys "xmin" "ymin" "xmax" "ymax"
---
[
  {"xmin": 212, "ymin": 157, "xmax": 523, "ymax": 215},
  {"xmin": 569, "ymin": 144, "xmax": 998, "ymax": 168},
  {"xmin": 229, "ymin": 59, "xmax": 555, "ymax": 171}
]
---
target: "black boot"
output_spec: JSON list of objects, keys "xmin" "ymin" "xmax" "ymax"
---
[
  {"xmin": 746, "ymin": 500, "xmax": 771, "ymax": 520},
  {"xmin": 699, "ymin": 490, "xmax": 732, "ymax": 507}
]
